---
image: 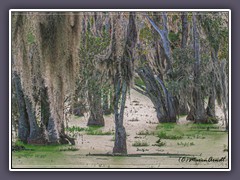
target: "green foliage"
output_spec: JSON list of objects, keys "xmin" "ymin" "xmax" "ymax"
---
[
  {"xmin": 77, "ymin": 27, "xmax": 112, "ymax": 108},
  {"xmin": 27, "ymin": 32, "xmax": 35, "ymax": 44},
  {"xmin": 167, "ymin": 48, "xmax": 194, "ymax": 95},
  {"xmin": 168, "ymin": 31, "xmax": 180, "ymax": 44},
  {"xmin": 134, "ymin": 77, "xmax": 145, "ymax": 87},
  {"xmin": 199, "ymin": 12, "xmax": 229, "ymax": 60},
  {"xmin": 139, "ymin": 26, "xmax": 153, "ymax": 44}
]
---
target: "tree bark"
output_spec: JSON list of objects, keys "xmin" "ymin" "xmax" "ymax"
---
[
  {"xmin": 13, "ymin": 72, "xmax": 29, "ymax": 143},
  {"xmin": 46, "ymin": 116, "xmax": 59, "ymax": 143},
  {"xmin": 87, "ymin": 88, "xmax": 105, "ymax": 126},
  {"xmin": 40, "ymin": 84, "xmax": 50, "ymax": 129},
  {"xmin": 206, "ymin": 52, "xmax": 217, "ymax": 121},
  {"xmin": 102, "ymin": 88, "xmax": 112, "ymax": 115},
  {"xmin": 112, "ymin": 13, "xmax": 137, "ymax": 154},
  {"xmin": 179, "ymin": 98, "xmax": 189, "ymax": 115},
  {"xmin": 137, "ymin": 58, "xmax": 176, "ymax": 123},
  {"xmin": 178, "ymin": 12, "xmax": 189, "ymax": 115},
  {"xmin": 146, "ymin": 14, "xmax": 172, "ymax": 73},
  {"xmin": 219, "ymin": 61, "xmax": 228, "ymax": 131},
  {"xmin": 206, "ymin": 92, "xmax": 216, "ymax": 119},
  {"xmin": 181, "ymin": 12, "xmax": 188, "ymax": 49},
  {"xmin": 191, "ymin": 13, "xmax": 207, "ymax": 123},
  {"xmin": 113, "ymin": 77, "xmax": 127, "ymax": 154},
  {"xmin": 155, "ymin": 76, "xmax": 177, "ymax": 121}
]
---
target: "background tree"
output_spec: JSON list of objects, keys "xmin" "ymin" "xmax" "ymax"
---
[{"xmin": 134, "ymin": 12, "xmax": 178, "ymax": 123}]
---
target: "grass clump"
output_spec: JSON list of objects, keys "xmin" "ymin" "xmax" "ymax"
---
[
  {"xmin": 157, "ymin": 131, "xmax": 183, "ymax": 140},
  {"xmin": 66, "ymin": 125, "xmax": 114, "ymax": 135},
  {"xmin": 86, "ymin": 130, "xmax": 113, "ymax": 135},
  {"xmin": 132, "ymin": 140, "xmax": 149, "ymax": 147},
  {"xmin": 177, "ymin": 142, "xmax": 195, "ymax": 147},
  {"xmin": 187, "ymin": 123, "xmax": 219, "ymax": 130},
  {"xmin": 156, "ymin": 123, "xmax": 176, "ymax": 131},
  {"xmin": 59, "ymin": 146, "xmax": 79, "ymax": 151},
  {"xmin": 136, "ymin": 129, "xmax": 155, "ymax": 135},
  {"xmin": 155, "ymin": 123, "xmax": 226, "ymax": 140},
  {"xmin": 66, "ymin": 126, "xmax": 86, "ymax": 133},
  {"xmin": 86, "ymin": 126, "xmax": 114, "ymax": 135}
]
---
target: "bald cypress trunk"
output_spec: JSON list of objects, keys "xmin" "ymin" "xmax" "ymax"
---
[
  {"xmin": 113, "ymin": 77, "xmax": 127, "ymax": 154},
  {"xmin": 206, "ymin": 52, "xmax": 217, "ymax": 122},
  {"xmin": 24, "ymin": 97, "xmax": 41, "ymax": 142},
  {"xmin": 181, "ymin": 12, "xmax": 188, "ymax": 49},
  {"xmin": 13, "ymin": 72, "xmax": 29, "ymax": 143},
  {"xmin": 179, "ymin": 12, "xmax": 189, "ymax": 115},
  {"xmin": 87, "ymin": 88, "xmax": 105, "ymax": 126},
  {"xmin": 112, "ymin": 13, "xmax": 137, "ymax": 154},
  {"xmin": 102, "ymin": 91, "xmax": 109, "ymax": 115},
  {"xmin": 40, "ymin": 85, "xmax": 50, "ymax": 129},
  {"xmin": 137, "ymin": 64, "xmax": 176, "ymax": 123},
  {"xmin": 191, "ymin": 14, "xmax": 207, "ymax": 123}
]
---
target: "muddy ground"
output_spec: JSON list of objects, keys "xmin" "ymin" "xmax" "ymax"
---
[{"xmin": 12, "ymin": 89, "xmax": 229, "ymax": 169}]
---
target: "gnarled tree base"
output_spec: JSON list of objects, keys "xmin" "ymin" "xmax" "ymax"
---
[
  {"xmin": 113, "ymin": 126, "xmax": 127, "ymax": 155},
  {"xmin": 27, "ymin": 136, "xmax": 48, "ymax": 145},
  {"xmin": 59, "ymin": 134, "xmax": 75, "ymax": 145},
  {"xmin": 87, "ymin": 116, "xmax": 105, "ymax": 127},
  {"xmin": 27, "ymin": 134, "xmax": 75, "ymax": 145}
]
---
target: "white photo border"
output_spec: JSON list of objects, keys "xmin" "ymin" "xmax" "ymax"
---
[{"xmin": 9, "ymin": 9, "xmax": 231, "ymax": 171}]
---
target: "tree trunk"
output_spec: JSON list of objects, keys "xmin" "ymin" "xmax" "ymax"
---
[
  {"xmin": 191, "ymin": 13, "xmax": 207, "ymax": 123},
  {"xmin": 206, "ymin": 52, "xmax": 218, "ymax": 122},
  {"xmin": 181, "ymin": 12, "xmax": 188, "ymax": 49},
  {"xmin": 47, "ymin": 116, "xmax": 59, "ymax": 143},
  {"xmin": 155, "ymin": 76, "xmax": 177, "ymax": 121},
  {"xmin": 87, "ymin": 88, "xmax": 105, "ymax": 126},
  {"xmin": 147, "ymin": 14, "xmax": 172, "ymax": 73},
  {"xmin": 137, "ymin": 67, "xmax": 167, "ymax": 122},
  {"xmin": 113, "ymin": 78, "xmax": 127, "ymax": 154},
  {"xmin": 24, "ymin": 96, "xmax": 43, "ymax": 143},
  {"xmin": 40, "ymin": 85, "xmax": 50, "ymax": 129},
  {"xmin": 137, "ymin": 57, "xmax": 176, "ymax": 123},
  {"xmin": 13, "ymin": 72, "xmax": 29, "ymax": 143},
  {"xmin": 206, "ymin": 92, "xmax": 216, "ymax": 120},
  {"xmin": 179, "ymin": 98, "xmax": 189, "ymax": 115},
  {"xmin": 219, "ymin": 61, "xmax": 228, "ymax": 131},
  {"xmin": 186, "ymin": 107, "xmax": 195, "ymax": 121},
  {"xmin": 102, "ymin": 88, "xmax": 112, "ymax": 115},
  {"xmin": 178, "ymin": 12, "xmax": 189, "ymax": 115}
]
